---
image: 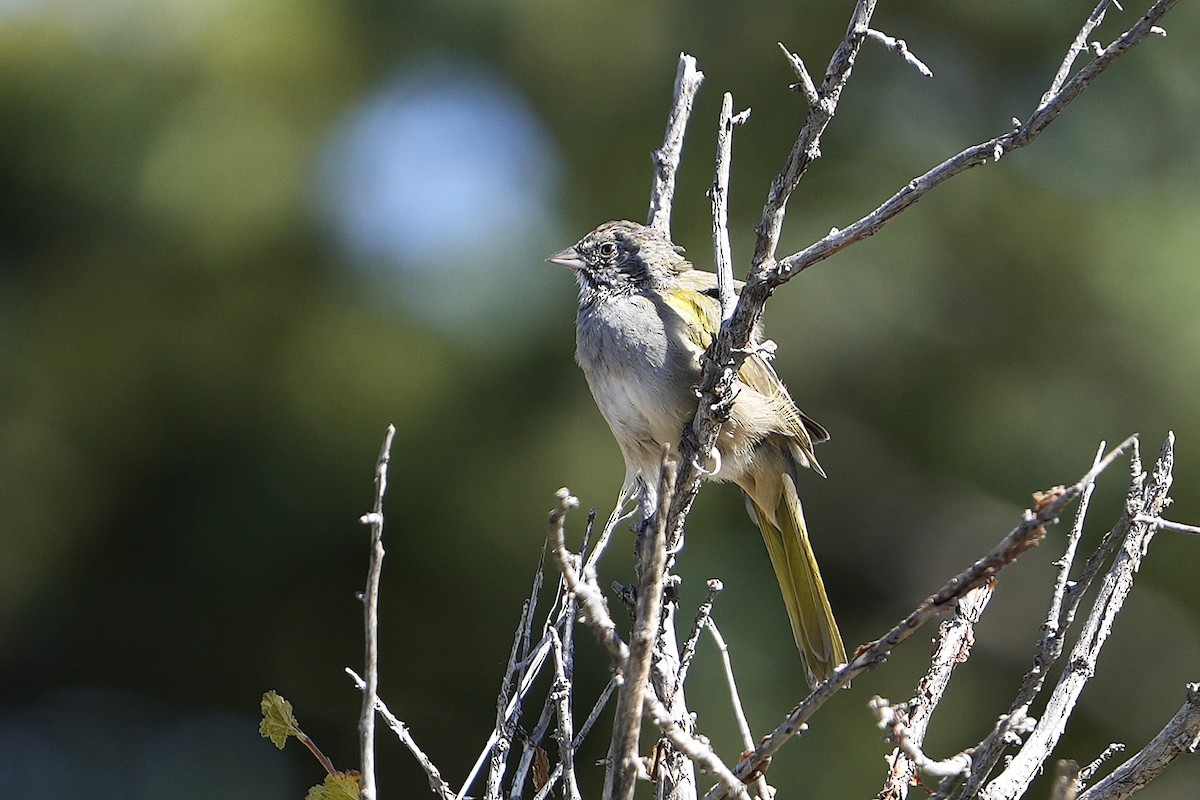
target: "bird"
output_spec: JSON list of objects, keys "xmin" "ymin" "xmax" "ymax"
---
[{"xmin": 547, "ymin": 219, "xmax": 846, "ymax": 687}]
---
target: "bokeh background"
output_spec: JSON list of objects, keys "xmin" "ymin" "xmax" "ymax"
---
[{"xmin": 2, "ymin": 0, "xmax": 1198, "ymax": 797}]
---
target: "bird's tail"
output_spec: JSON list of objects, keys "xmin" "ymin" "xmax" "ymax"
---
[{"xmin": 749, "ymin": 473, "xmax": 846, "ymax": 688}]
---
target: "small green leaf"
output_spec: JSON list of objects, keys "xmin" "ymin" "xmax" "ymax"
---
[
  {"xmin": 259, "ymin": 690, "xmax": 302, "ymax": 749},
  {"xmin": 305, "ymin": 770, "xmax": 361, "ymax": 800}
]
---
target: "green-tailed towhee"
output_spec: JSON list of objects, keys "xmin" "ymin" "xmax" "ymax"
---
[{"xmin": 547, "ymin": 219, "xmax": 846, "ymax": 688}]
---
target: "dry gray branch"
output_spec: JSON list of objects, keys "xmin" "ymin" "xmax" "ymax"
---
[
  {"xmin": 1076, "ymin": 683, "xmax": 1200, "ymax": 800},
  {"xmin": 778, "ymin": 42, "xmax": 819, "ymax": 110},
  {"xmin": 549, "ymin": 487, "xmax": 749, "ymax": 800},
  {"xmin": 357, "ymin": 424, "xmax": 395, "ymax": 800},
  {"xmin": 879, "ymin": 584, "xmax": 994, "ymax": 799},
  {"xmin": 487, "ymin": 566, "xmax": 544, "ymax": 799},
  {"xmin": 705, "ymin": 437, "xmax": 1139, "ymax": 799},
  {"xmin": 978, "ymin": 435, "xmax": 1176, "ymax": 800},
  {"xmin": 704, "ymin": 617, "xmax": 775, "ymax": 800},
  {"xmin": 870, "ymin": 696, "xmax": 973, "ymax": 779},
  {"xmin": 648, "ymin": 54, "xmax": 705, "ymax": 240},
  {"xmin": 1079, "ymin": 744, "xmax": 1128, "ymax": 785},
  {"xmin": 347, "ymin": 668, "xmax": 456, "ymax": 800},
  {"xmin": 1135, "ymin": 515, "xmax": 1200, "ymax": 536},
  {"xmin": 675, "ymin": 580, "xmax": 723, "ymax": 699},
  {"xmin": 710, "ymin": 93, "xmax": 750, "ymax": 323},
  {"xmin": 610, "ymin": 460, "xmax": 675, "ymax": 800},
  {"xmin": 1042, "ymin": 1, "xmax": 1117, "ymax": 106},
  {"xmin": 865, "ymin": 28, "xmax": 934, "ymax": 76},
  {"xmin": 549, "ymin": 626, "xmax": 583, "ymax": 800},
  {"xmin": 947, "ymin": 442, "xmax": 1111, "ymax": 798}
]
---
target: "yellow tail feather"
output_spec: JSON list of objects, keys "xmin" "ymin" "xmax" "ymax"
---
[{"xmin": 750, "ymin": 474, "xmax": 846, "ymax": 688}]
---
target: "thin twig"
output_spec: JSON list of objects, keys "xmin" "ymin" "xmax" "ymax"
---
[
  {"xmin": 357, "ymin": 424, "xmax": 395, "ymax": 800},
  {"xmin": 550, "ymin": 487, "xmax": 748, "ymax": 800},
  {"xmin": 487, "ymin": 587, "xmax": 540, "ymax": 797},
  {"xmin": 870, "ymin": 696, "xmax": 973, "ymax": 778},
  {"xmin": 707, "ymin": 618, "xmax": 754, "ymax": 753},
  {"xmin": 528, "ymin": 677, "xmax": 623, "ymax": 800},
  {"xmin": 551, "ymin": 488, "xmax": 627, "ymax": 662},
  {"xmin": 705, "ymin": 437, "xmax": 1138, "ymax": 799},
  {"xmin": 648, "ymin": 53, "xmax": 705, "ymax": 239},
  {"xmin": 1079, "ymin": 743, "xmax": 1127, "ymax": 784},
  {"xmin": 460, "ymin": 631, "xmax": 559, "ymax": 799},
  {"xmin": 675, "ymin": 579, "xmax": 723, "ymax": 699},
  {"xmin": 711, "ymin": 93, "xmax": 750, "ymax": 322},
  {"xmin": 548, "ymin": 626, "xmax": 582, "ymax": 800},
  {"xmin": 778, "ymin": 42, "xmax": 819, "ymax": 110},
  {"xmin": 1041, "ymin": 0, "xmax": 1115, "ymax": 107},
  {"xmin": 644, "ymin": 688, "xmax": 750, "ymax": 800},
  {"xmin": 980, "ymin": 434, "xmax": 1175, "ymax": 800},
  {"xmin": 706, "ymin": 618, "xmax": 774, "ymax": 800},
  {"xmin": 944, "ymin": 442, "xmax": 1111, "ymax": 798},
  {"xmin": 511, "ymin": 691, "xmax": 557, "ymax": 799},
  {"xmin": 1135, "ymin": 515, "xmax": 1200, "ymax": 535},
  {"xmin": 880, "ymin": 583, "xmax": 994, "ymax": 799},
  {"xmin": 647, "ymin": 572, "xmax": 698, "ymax": 800},
  {"xmin": 1077, "ymin": 683, "xmax": 1200, "ymax": 800},
  {"xmin": 521, "ymin": 547, "xmax": 548, "ymax": 662},
  {"xmin": 769, "ymin": 0, "xmax": 1178, "ymax": 285},
  {"xmin": 865, "ymin": 28, "xmax": 934, "ymax": 77},
  {"xmin": 346, "ymin": 668, "xmax": 455, "ymax": 800},
  {"xmin": 751, "ymin": 0, "xmax": 880, "ymax": 271},
  {"xmin": 585, "ymin": 480, "xmax": 637, "ymax": 575},
  {"xmin": 612, "ymin": 459, "xmax": 675, "ymax": 800}
]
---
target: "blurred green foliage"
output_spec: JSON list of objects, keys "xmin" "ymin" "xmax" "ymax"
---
[{"xmin": 1, "ymin": 0, "xmax": 1198, "ymax": 797}]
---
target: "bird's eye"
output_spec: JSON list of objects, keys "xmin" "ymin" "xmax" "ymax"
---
[{"xmin": 599, "ymin": 242, "xmax": 617, "ymax": 258}]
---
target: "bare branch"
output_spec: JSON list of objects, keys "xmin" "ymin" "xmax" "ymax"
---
[
  {"xmin": 550, "ymin": 488, "xmax": 628, "ymax": 665},
  {"xmin": 486, "ymin": 558, "xmax": 547, "ymax": 799},
  {"xmin": 648, "ymin": 53, "xmax": 705, "ymax": 240},
  {"xmin": 865, "ymin": 28, "xmax": 934, "ymax": 77},
  {"xmin": 644, "ymin": 689, "xmax": 750, "ymax": 800},
  {"xmin": 548, "ymin": 627, "xmax": 582, "ymax": 800},
  {"xmin": 1080, "ymin": 744, "xmax": 1128, "ymax": 784},
  {"xmin": 646, "ymin": 574, "xmax": 700, "ymax": 798},
  {"xmin": 1135, "ymin": 514, "xmax": 1200, "ymax": 535},
  {"xmin": 980, "ymin": 434, "xmax": 1176, "ymax": 800},
  {"xmin": 778, "ymin": 42, "xmax": 818, "ymax": 110},
  {"xmin": 1042, "ymin": 1, "xmax": 1116, "ymax": 107},
  {"xmin": 347, "ymin": 668, "xmax": 455, "ymax": 800},
  {"xmin": 522, "ymin": 677, "xmax": 619, "ymax": 800},
  {"xmin": 711, "ymin": 93, "xmax": 751, "ymax": 323},
  {"xmin": 770, "ymin": 0, "xmax": 1179, "ymax": 285},
  {"xmin": 611, "ymin": 459, "xmax": 675, "ymax": 800},
  {"xmin": 357, "ymin": 424, "xmax": 395, "ymax": 800},
  {"xmin": 751, "ymin": 0, "xmax": 881, "ymax": 272},
  {"xmin": 870, "ymin": 696, "xmax": 973, "ymax": 779},
  {"xmin": 880, "ymin": 584, "xmax": 994, "ymax": 799},
  {"xmin": 948, "ymin": 442, "xmax": 1111, "ymax": 797},
  {"xmin": 705, "ymin": 437, "xmax": 1138, "ymax": 799},
  {"xmin": 675, "ymin": 579, "xmax": 723, "ymax": 698},
  {"xmin": 460, "ymin": 627, "xmax": 568, "ymax": 797},
  {"xmin": 707, "ymin": 618, "xmax": 754, "ymax": 755},
  {"xmin": 584, "ymin": 480, "xmax": 637, "ymax": 576},
  {"xmin": 1078, "ymin": 684, "xmax": 1200, "ymax": 800}
]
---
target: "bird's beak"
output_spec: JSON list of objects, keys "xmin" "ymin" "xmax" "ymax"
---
[{"xmin": 546, "ymin": 246, "xmax": 585, "ymax": 270}]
